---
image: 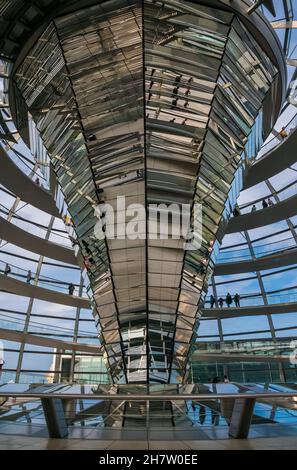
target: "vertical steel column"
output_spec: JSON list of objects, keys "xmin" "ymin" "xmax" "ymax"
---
[
  {"xmin": 243, "ymin": 230, "xmax": 277, "ymax": 339},
  {"xmin": 53, "ymin": 348, "xmax": 62, "ymax": 383},
  {"xmin": 70, "ymin": 274, "xmax": 84, "ymax": 382},
  {"xmin": 0, "ymin": 196, "xmax": 20, "ymax": 246},
  {"xmin": 211, "ymin": 276, "xmax": 224, "ymax": 343},
  {"xmin": 41, "ymin": 398, "xmax": 68, "ymax": 438},
  {"xmin": 15, "ymin": 216, "xmax": 55, "ymax": 382},
  {"xmin": 265, "ymin": 179, "xmax": 297, "ymax": 243},
  {"xmin": 229, "ymin": 397, "xmax": 256, "ymax": 438},
  {"xmin": 265, "ymin": 179, "xmax": 296, "ymax": 381}
]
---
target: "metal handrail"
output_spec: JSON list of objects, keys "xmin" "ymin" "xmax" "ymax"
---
[
  {"xmin": 0, "ymin": 392, "xmax": 296, "ymax": 400},
  {"xmin": 0, "ymin": 260, "xmax": 85, "ymax": 294},
  {"xmin": 237, "ymin": 180, "xmax": 297, "ymax": 212},
  {"xmin": 0, "ymin": 204, "xmax": 69, "ymax": 241},
  {"xmin": 255, "ymin": 113, "xmax": 297, "ymax": 162}
]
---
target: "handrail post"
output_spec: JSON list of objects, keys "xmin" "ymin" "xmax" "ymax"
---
[
  {"xmin": 41, "ymin": 398, "xmax": 68, "ymax": 438},
  {"xmin": 228, "ymin": 398, "xmax": 256, "ymax": 439}
]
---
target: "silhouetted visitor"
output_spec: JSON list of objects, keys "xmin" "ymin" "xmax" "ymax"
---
[
  {"xmin": 218, "ymin": 297, "xmax": 224, "ymax": 308},
  {"xmin": 171, "ymin": 98, "xmax": 178, "ymax": 108},
  {"xmin": 234, "ymin": 293, "xmax": 240, "ymax": 307},
  {"xmin": 210, "ymin": 294, "xmax": 215, "ymax": 308},
  {"xmin": 262, "ymin": 199, "xmax": 268, "ymax": 209},
  {"xmin": 251, "ymin": 204, "xmax": 256, "ymax": 213},
  {"xmin": 26, "ymin": 270, "xmax": 32, "ymax": 284},
  {"xmin": 4, "ymin": 263, "xmax": 11, "ymax": 276},
  {"xmin": 211, "ymin": 408, "xmax": 219, "ymax": 425},
  {"xmin": 199, "ymin": 405, "xmax": 206, "ymax": 425},
  {"xmin": 280, "ymin": 127, "xmax": 288, "ymax": 139},
  {"xmin": 233, "ymin": 206, "xmax": 240, "ymax": 217},
  {"xmin": 268, "ymin": 198, "xmax": 273, "ymax": 207},
  {"xmin": 223, "ymin": 375, "xmax": 230, "ymax": 383},
  {"xmin": 0, "ymin": 358, "xmax": 4, "ymax": 376},
  {"xmin": 35, "ymin": 177, "xmax": 40, "ymax": 186},
  {"xmin": 68, "ymin": 283, "xmax": 75, "ymax": 295},
  {"xmin": 84, "ymin": 258, "xmax": 91, "ymax": 269},
  {"xmin": 226, "ymin": 292, "xmax": 232, "ymax": 308},
  {"xmin": 82, "ymin": 239, "xmax": 91, "ymax": 255},
  {"xmin": 199, "ymin": 264, "xmax": 205, "ymax": 275},
  {"xmin": 63, "ymin": 214, "xmax": 73, "ymax": 227},
  {"xmin": 69, "ymin": 236, "xmax": 78, "ymax": 247}
]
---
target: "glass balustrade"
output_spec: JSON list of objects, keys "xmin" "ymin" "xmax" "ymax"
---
[
  {"xmin": 0, "ymin": 370, "xmax": 51, "ymax": 385},
  {"xmin": 0, "ymin": 206, "xmax": 72, "ymax": 247},
  {"xmin": 204, "ymin": 291, "xmax": 297, "ymax": 308},
  {"xmin": 256, "ymin": 114, "xmax": 297, "ymax": 161},
  {"xmin": 236, "ymin": 181, "xmax": 297, "ymax": 215},
  {"xmin": 193, "ymin": 338, "xmax": 296, "ymax": 355},
  {"xmin": 0, "ymin": 260, "xmax": 88, "ymax": 296},
  {"xmin": 0, "ymin": 383, "xmax": 297, "ymax": 430},
  {"xmin": 2, "ymin": 144, "xmax": 49, "ymax": 190},
  {"xmin": 217, "ymin": 239, "xmax": 296, "ymax": 263},
  {"xmin": 0, "ymin": 314, "xmax": 97, "ymax": 340}
]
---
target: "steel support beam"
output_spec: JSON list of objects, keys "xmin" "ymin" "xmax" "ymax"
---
[
  {"xmin": 229, "ymin": 398, "xmax": 256, "ymax": 438},
  {"xmin": 41, "ymin": 398, "xmax": 68, "ymax": 438}
]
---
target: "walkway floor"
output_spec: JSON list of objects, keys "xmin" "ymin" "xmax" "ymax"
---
[
  {"xmin": 0, "ymin": 434, "xmax": 297, "ymax": 450},
  {"xmin": 0, "ymin": 422, "xmax": 296, "ymax": 449}
]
